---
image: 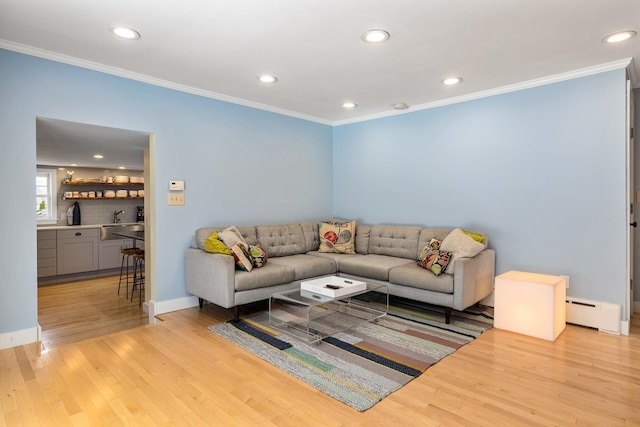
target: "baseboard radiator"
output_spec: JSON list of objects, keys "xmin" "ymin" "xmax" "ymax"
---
[{"xmin": 565, "ymin": 297, "xmax": 621, "ymax": 335}]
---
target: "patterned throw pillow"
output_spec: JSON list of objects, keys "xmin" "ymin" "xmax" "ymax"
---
[
  {"xmin": 249, "ymin": 244, "xmax": 268, "ymax": 268},
  {"xmin": 230, "ymin": 243, "xmax": 254, "ymax": 272},
  {"xmin": 318, "ymin": 221, "xmax": 356, "ymax": 254},
  {"xmin": 418, "ymin": 240, "xmax": 451, "ymax": 276},
  {"xmin": 424, "ymin": 238, "xmax": 442, "ymax": 252}
]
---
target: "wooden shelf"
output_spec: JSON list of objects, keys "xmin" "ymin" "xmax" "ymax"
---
[
  {"xmin": 62, "ymin": 197, "xmax": 144, "ymax": 201},
  {"xmin": 62, "ymin": 181, "xmax": 143, "ymax": 186}
]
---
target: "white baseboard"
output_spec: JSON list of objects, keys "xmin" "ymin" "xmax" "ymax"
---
[
  {"xmin": 148, "ymin": 296, "xmax": 199, "ymax": 318},
  {"xmin": 621, "ymin": 320, "xmax": 630, "ymax": 336},
  {"xmin": 0, "ymin": 326, "xmax": 38, "ymax": 350}
]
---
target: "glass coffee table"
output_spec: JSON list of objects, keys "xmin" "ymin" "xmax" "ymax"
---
[{"xmin": 269, "ymin": 277, "xmax": 388, "ymax": 344}]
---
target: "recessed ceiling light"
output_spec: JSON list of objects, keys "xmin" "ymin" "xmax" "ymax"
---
[
  {"xmin": 602, "ymin": 30, "xmax": 637, "ymax": 43},
  {"xmin": 70, "ymin": 163, "xmax": 78, "ymax": 167},
  {"xmin": 361, "ymin": 29, "xmax": 390, "ymax": 43},
  {"xmin": 392, "ymin": 103, "xmax": 409, "ymax": 110},
  {"xmin": 109, "ymin": 26, "xmax": 141, "ymax": 40},
  {"xmin": 93, "ymin": 154, "xmax": 104, "ymax": 159},
  {"xmin": 342, "ymin": 102, "xmax": 358, "ymax": 109},
  {"xmin": 118, "ymin": 166, "xmax": 126, "ymax": 170},
  {"xmin": 443, "ymin": 77, "xmax": 463, "ymax": 86},
  {"xmin": 258, "ymin": 74, "xmax": 278, "ymax": 84}
]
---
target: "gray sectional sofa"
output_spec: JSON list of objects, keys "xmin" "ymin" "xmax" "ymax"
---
[{"xmin": 185, "ymin": 222, "xmax": 495, "ymax": 322}]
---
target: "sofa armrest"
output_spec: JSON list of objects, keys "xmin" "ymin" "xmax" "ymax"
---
[
  {"xmin": 185, "ymin": 248, "xmax": 236, "ymax": 308},
  {"xmin": 451, "ymin": 249, "xmax": 495, "ymax": 311}
]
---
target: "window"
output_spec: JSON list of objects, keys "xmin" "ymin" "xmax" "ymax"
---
[{"xmin": 36, "ymin": 168, "xmax": 58, "ymax": 224}]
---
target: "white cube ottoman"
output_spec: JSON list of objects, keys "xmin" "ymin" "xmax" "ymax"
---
[{"xmin": 494, "ymin": 270, "xmax": 566, "ymax": 341}]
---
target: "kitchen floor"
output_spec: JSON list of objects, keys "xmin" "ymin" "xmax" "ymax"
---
[{"xmin": 38, "ymin": 274, "xmax": 149, "ymax": 350}]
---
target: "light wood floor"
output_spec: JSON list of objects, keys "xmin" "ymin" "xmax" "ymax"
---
[
  {"xmin": 38, "ymin": 274, "xmax": 148, "ymax": 350},
  {"xmin": 2, "ymin": 293, "xmax": 639, "ymax": 426}
]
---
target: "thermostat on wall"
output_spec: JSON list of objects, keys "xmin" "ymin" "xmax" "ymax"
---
[{"xmin": 169, "ymin": 180, "xmax": 185, "ymax": 191}]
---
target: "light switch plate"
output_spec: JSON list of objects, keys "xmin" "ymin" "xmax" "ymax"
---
[
  {"xmin": 168, "ymin": 193, "xmax": 184, "ymax": 206},
  {"xmin": 169, "ymin": 180, "xmax": 185, "ymax": 191}
]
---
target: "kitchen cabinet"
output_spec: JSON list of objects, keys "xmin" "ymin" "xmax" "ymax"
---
[
  {"xmin": 99, "ymin": 239, "xmax": 134, "ymax": 270},
  {"xmin": 37, "ymin": 229, "xmax": 57, "ymax": 277},
  {"xmin": 56, "ymin": 228, "xmax": 99, "ymax": 275}
]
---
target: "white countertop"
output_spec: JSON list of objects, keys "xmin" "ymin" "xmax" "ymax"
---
[{"xmin": 37, "ymin": 222, "xmax": 142, "ymax": 231}]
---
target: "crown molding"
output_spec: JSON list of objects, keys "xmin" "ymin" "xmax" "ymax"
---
[
  {"xmin": 0, "ymin": 40, "xmax": 333, "ymax": 126},
  {"xmin": 0, "ymin": 40, "xmax": 632, "ymax": 128},
  {"xmin": 334, "ymin": 58, "xmax": 633, "ymax": 126}
]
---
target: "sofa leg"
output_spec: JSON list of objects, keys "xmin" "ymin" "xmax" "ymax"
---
[
  {"xmin": 198, "ymin": 298, "xmax": 204, "ymax": 309},
  {"xmin": 445, "ymin": 308, "xmax": 452, "ymax": 324},
  {"xmin": 233, "ymin": 306, "xmax": 239, "ymax": 322}
]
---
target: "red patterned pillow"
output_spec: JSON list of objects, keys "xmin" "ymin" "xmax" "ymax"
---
[
  {"xmin": 318, "ymin": 221, "xmax": 356, "ymax": 254},
  {"xmin": 417, "ymin": 243, "xmax": 451, "ymax": 276}
]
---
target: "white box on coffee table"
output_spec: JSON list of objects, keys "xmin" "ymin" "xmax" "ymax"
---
[{"xmin": 300, "ymin": 276, "xmax": 367, "ymax": 298}]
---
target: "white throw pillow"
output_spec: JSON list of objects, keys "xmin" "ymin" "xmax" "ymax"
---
[
  {"xmin": 440, "ymin": 228, "xmax": 486, "ymax": 274},
  {"xmin": 218, "ymin": 226, "xmax": 247, "ymax": 249}
]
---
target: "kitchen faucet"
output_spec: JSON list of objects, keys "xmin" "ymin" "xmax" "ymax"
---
[{"xmin": 113, "ymin": 210, "xmax": 125, "ymax": 223}]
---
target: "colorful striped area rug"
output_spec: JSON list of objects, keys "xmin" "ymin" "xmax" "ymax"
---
[{"xmin": 209, "ymin": 294, "xmax": 493, "ymax": 411}]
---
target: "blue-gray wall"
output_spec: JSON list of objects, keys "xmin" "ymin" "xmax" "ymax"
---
[
  {"xmin": 333, "ymin": 70, "xmax": 629, "ymax": 314},
  {"xmin": 0, "ymin": 47, "xmax": 633, "ymax": 341},
  {"xmin": 0, "ymin": 49, "xmax": 333, "ymax": 335}
]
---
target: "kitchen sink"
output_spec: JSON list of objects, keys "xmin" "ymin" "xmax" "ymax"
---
[{"xmin": 100, "ymin": 223, "xmax": 144, "ymax": 241}]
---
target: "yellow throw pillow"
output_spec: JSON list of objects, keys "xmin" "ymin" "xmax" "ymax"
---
[
  {"xmin": 462, "ymin": 229, "xmax": 486, "ymax": 244},
  {"xmin": 204, "ymin": 231, "xmax": 231, "ymax": 255}
]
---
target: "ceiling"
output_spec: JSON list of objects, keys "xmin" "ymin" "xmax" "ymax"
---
[
  {"xmin": 36, "ymin": 118, "xmax": 148, "ymax": 170},
  {"xmin": 2, "ymin": 1, "xmax": 640, "ymax": 164}
]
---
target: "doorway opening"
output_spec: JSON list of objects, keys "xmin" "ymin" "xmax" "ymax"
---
[{"xmin": 35, "ymin": 117, "xmax": 155, "ymax": 349}]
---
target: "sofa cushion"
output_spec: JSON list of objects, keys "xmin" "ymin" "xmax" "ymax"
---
[
  {"xmin": 368, "ymin": 225, "xmax": 421, "ymax": 260},
  {"xmin": 300, "ymin": 221, "xmax": 320, "ymax": 252},
  {"xmin": 318, "ymin": 221, "xmax": 356, "ymax": 254},
  {"xmin": 268, "ymin": 254, "xmax": 337, "ymax": 280},
  {"xmin": 194, "ymin": 227, "xmax": 217, "ymax": 250},
  {"xmin": 440, "ymin": 228, "xmax": 486, "ymax": 274},
  {"xmin": 235, "ymin": 226, "xmax": 258, "ymax": 246},
  {"xmin": 339, "ymin": 254, "xmax": 414, "ymax": 281},
  {"xmin": 417, "ymin": 228, "xmax": 453, "ymax": 252},
  {"xmin": 389, "ymin": 263, "xmax": 454, "ymax": 293},
  {"xmin": 355, "ymin": 224, "xmax": 371, "ymax": 254},
  {"xmin": 256, "ymin": 223, "xmax": 307, "ymax": 257},
  {"xmin": 234, "ymin": 263, "xmax": 296, "ymax": 291},
  {"xmin": 308, "ymin": 251, "xmax": 362, "ymax": 271}
]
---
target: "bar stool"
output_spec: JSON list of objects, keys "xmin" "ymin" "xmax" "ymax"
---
[
  {"xmin": 131, "ymin": 251, "xmax": 145, "ymax": 307},
  {"xmin": 118, "ymin": 247, "xmax": 144, "ymax": 296}
]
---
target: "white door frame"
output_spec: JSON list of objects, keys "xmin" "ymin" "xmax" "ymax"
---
[{"xmin": 625, "ymin": 76, "xmax": 635, "ymax": 334}]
